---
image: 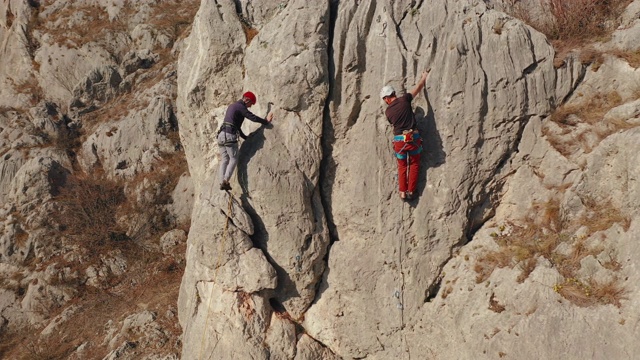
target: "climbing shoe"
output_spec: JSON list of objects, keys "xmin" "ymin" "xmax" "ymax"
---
[
  {"xmin": 220, "ymin": 180, "xmax": 232, "ymax": 191},
  {"xmin": 405, "ymin": 191, "xmax": 416, "ymax": 200}
]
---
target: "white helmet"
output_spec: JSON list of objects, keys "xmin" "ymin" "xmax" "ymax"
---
[{"xmin": 380, "ymin": 85, "xmax": 395, "ymax": 99}]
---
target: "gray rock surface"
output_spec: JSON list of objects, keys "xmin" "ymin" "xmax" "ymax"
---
[
  {"xmin": 175, "ymin": 0, "xmax": 640, "ymax": 359},
  {"xmin": 0, "ymin": 1, "xmax": 193, "ymax": 357},
  {"xmin": 2, "ymin": 0, "xmax": 640, "ymax": 358}
]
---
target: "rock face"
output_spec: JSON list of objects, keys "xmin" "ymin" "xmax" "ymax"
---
[
  {"xmin": 2, "ymin": 0, "xmax": 640, "ymax": 358},
  {"xmin": 176, "ymin": 0, "xmax": 640, "ymax": 359},
  {"xmin": 0, "ymin": 0, "xmax": 196, "ymax": 358},
  {"xmin": 177, "ymin": 0, "xmax": 331, "ymax": 355}
]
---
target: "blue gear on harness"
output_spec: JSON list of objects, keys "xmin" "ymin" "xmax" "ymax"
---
[
  {"xmin": 393, "ymin": 131, "xmax": 422, "ymax": 160},
  {"xmin": 217, "ymin": 122, "xmax": 238, "ymax": 146}
]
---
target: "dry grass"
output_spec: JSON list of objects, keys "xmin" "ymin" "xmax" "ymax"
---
[
  {"xmin": 517, "ymin": 257, "xmax": 538, "ymax": 283},
  {"xmin": 546, "ymin": 0, "xmax": 630, "ymax": 42},
  {"xmin": 243, "ymin": 24, "xmax": 259, "ymax": 45},
  {"xmin": 475, "ymin": 222, "xmax": 566, "ymax": 283},
  {"xmin": 0, "ymin": 329, "xmax": 35, "ymax": 360},
  {"xmin": 0, "ymin": 106, "xmax": 18, "ymax": 115},
  {"xmin": 52, "ymin": 171, "xmax": 127, "ymax": 248},
  {"xmin": 52, "ymin": 125, "xmax": 81, "ymax": 157},
  {"xmin": 50, "ymin": 148, "xmax": 187, "ymax": 250},
  {"xmin": 73, "ymin": 55, "xmax": 175, "ymax": 142},
  {"xmin": 92, "ymin": 92, "xmax": 137, "ymax": 119},
  {"xmin": 4, "ymin": 173, "xmax": 189, "ymax": 356},
  {"xmin": 236, "ymin": 10, "xmax": 260, "ymax": 45},
  {"xmin": 475, "ymin": 198, "xmax": 629, "ymax": 307},
  {"xmin": 550, "ymin": 91, "xmax": 623, "ymax": 125},
  {"xmin": 611, "ymin": 49, "xmax": 640, "ymax": 69},
  {"xmin": 33, "ymin": 4, "xmax": 129, "ymax": 49},
  {"xmin": 554, "ymin": 277, "xmax": 627, "ymax": 307},
  {"xmin": 121, "ymin": 152, "xmax": 189, "ymax": 242},
  {"xmin": 579, "ymin": 47, "xmax": 605, "ymax": 69},
  {"xmin": 148, "ymin": 0, "xmax": 200, "ymax": 42},
  {"xmin": 1, "ymin": 249, "xmax": 185, "ymax": 359},
  {"xmin": 0, "ymin": 2, "xmax": 196, "ymax": 357},
  {"xmin": 14, "ymin": 226, "xmax": 29, "ymax": 248},
  {"xmin": 31, "ymin": 0, "xmax": 198, "ymax": 55},
  {"xmin": 11, "ymin": 76, "xmax": 44, "ymax": 106},
  {"xmin": 506, "ymin": 0, "xmax": 632, "ymax": 43},
  {"xmin": 580, "ymin": 197, "xmax": 631, "ymax": 233},
  {"xmin": 543, "ymin": 90, "xmax": 636, "ymax": 156},
  {"xmin": 505, "ymin": 0, "xmax": 632, "ymax": 62},
  {"xmin": 6, "ymin": 4, "xmax": 15, "ymax": 28},
  {"xmin": 488, "ymin": 293, "xmax": 506, "ymax": 313},
  {"xmin": 132, "ymin": 152, "xmax": 187, "ymax": 201}
]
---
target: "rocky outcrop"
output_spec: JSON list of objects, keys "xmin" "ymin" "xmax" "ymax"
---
[
  {"xmin": 176, "ymin": 0, "xmax": 640, "ymax": 359},
  {"xmin": 177, "ymin": 1, "xmax": 331, "ymax": 356},
  {"xmin": 0, "ymin": 0, "xmax": 195, "ymax": 358},
  {"xmin": 2, "ymin": 0, "xmax": 640, "ymax": 358}
]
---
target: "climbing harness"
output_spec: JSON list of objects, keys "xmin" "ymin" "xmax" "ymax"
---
[
  {"xmin": 198, "ymin": 192, "xmax": 234, "ymax": 360},
  {"xmin": 393, "ymin": 130, "xmax": 422, "ymax": 160},
  {"xmin": 217, "ymin": 122, "xmax": 239, "ymax": 146}
]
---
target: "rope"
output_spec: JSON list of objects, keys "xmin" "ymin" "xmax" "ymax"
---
[
  {"xmin": 198, "ymin": 191, "xmax": 234, "ymax": 360},
  {"xmin": 399, "ymin": 200, "xmax": 408, "ymax": 359},
  {"xmin": 399, "ymin": 155, "xmax": 411, "ymax": 360}
]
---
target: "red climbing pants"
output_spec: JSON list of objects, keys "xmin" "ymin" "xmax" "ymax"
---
[{"xmin": 394, "ymin": 139, "xmax": 421, "ymax": 193}]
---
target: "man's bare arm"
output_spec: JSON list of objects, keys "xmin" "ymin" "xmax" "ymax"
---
[{"xmin": 410, "ymin": 69, "xmax": 430, "ymax": 99}]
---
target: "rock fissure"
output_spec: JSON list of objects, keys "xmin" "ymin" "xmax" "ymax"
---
[
  {"xmin": 319, "ymin": 0, "xmax": 340, "ymax": 245},
  {"xmin": 466, "ymin": 114, "xmax": 532, "ymax": 240},
  {"xmin": 558, "ymin": 62, "xmax": 589, "ymax": 106}
]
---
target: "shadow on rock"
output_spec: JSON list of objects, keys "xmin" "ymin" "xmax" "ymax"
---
[
  {"xmin": 237, "ymin": 124, "xmax": 271, "ymax": 197},
  {"xmin": 414, "ymin": 103, "xmax": 446, "ymax": 204},
  {"xmin": 236, "ymin": 123, "xmax": 301, "ymax": 310}
]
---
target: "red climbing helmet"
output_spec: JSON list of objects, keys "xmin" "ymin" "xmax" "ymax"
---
[{"xmin": 242, "ymin": 91, "xmax": 257, "ymax": 105}]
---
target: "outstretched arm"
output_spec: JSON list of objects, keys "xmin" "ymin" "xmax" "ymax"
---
[
  {"xmin": 241, "ymin": 107, "xmax": 272, "ymax": 125},
  {"xmin": 244, "ymin": 112, "xmax": 274, "ymax": 139},
  {"xmin": 409, "ymin": 69, "xmax": 430, "ymax": 99}
]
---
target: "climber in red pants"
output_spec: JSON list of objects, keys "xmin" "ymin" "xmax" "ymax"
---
[{"xmin": 381, "ymin": 69, "xmax": 430, "ymax": 200}]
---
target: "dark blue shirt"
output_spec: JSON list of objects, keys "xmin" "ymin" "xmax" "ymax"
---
[{"xmin": 222, "ymin": 100, "xmax": 269, "ymax": 138}]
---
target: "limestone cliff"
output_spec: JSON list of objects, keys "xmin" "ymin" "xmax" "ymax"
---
[
  {"xmin": 1, "ymin": 0, "xmax": 640, "ymax": 359},
  {"xmin": 177, "ymin": 0, "xmax": 640, "ymax": 359}
]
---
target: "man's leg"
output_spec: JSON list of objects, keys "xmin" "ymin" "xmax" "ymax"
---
[
  {"xmin": 223, "ymin": 143, "xmax": 239, "ymax": 182},
  {"xmin": 397, "ymin": 158, "xmax": 409, "ymax": 193},
  {"xmin": 219, "ymin": 146, "xmax": 230, "ymax": 186},
  {"xmin": 407, "ymin": 153, "xmax": 420, "ymax": 194},
  {"xmin": 394, "ymin": 142, "xmax": 408, "ymax": 194}
]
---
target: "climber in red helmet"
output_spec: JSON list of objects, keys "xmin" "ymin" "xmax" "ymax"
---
[
  {"xmin": 217, "ymin": 91, "xmax": 273, "ymax": 191},
  {"xmin": 381, "ymin": 69, "xmax": 430, "ymax": 201}
]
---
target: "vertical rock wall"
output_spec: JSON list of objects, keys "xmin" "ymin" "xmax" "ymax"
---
[
  {"xmin": 177, "ymin": 0, "xmax": 639, "ymax": 359},
  {"xmin": 177, "ymin": 0, "xmax": 332, "ymax": 357}
]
